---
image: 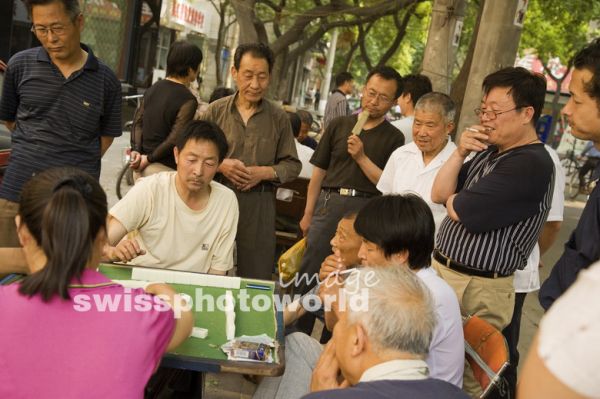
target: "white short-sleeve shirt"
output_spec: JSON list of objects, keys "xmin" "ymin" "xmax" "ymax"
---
[
  {"xmin": 391, "ymin": 116, "xmax": 414, "ymax": 144},
  {"xmin": 377, "ymin": 140, "xmax": 456, "ymax": 231},
  {"xmin": 538, "ymin": 260, "xmax": 600, "ymax": 397},
  {"xmin": 514, "ymin": 145, "xmax": 565, "ymax": 292},
  {"xmin": 295, "ymin": 140, "xmax": 314, "ymax": 179},
  {"xmin": 417, "ymin": 267, "xmax": 464, "ymax": 387},
  {"xmin": 110, "ymin": 172, "xmax": 239, "ymax": 273}
]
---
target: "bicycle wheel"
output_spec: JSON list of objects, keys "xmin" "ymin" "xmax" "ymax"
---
[
  {"xmin": 561, "ymin": 157, "xmax": 577, "ymax": 177},
  {"xmin": 116, "ymin": 164, "xmax": 134, "ymax": 200},
  {"xmin": 568, "ymin": 172, "xmax": 581, "ymax": 200}
]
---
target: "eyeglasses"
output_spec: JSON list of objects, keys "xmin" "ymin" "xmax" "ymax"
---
[
  {"xmin": 31, "ymin": 25, "xmax": 67, "ymax": 37},
  {"xmin": 364, "ymin": 89, "xmax": 393, "ymax": 105},
  {"xmin": 474, "ymin": 107, "xmax": 522, "ymax": 120}
]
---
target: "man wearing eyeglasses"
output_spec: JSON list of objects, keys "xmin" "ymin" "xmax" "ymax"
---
[
  {"xmin": 430, "ymin": 67, "xmax": 554, "ymax": 397},
  {"xmin": 293, "ymin": 66, "xmax": 405, "ymax": 335},
  {"xmin": 0, "ymin": 0, "xmax": 121, "ymax": 265}
]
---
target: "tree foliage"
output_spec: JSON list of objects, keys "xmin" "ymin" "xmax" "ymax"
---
[
  {"xmin": 332, "ymin": 1, "xmax": 431, "ymax": 83},
  {"xmin": 519, "ymin": 0, "xmax": 600, "ymax": 68},
  {"xmin": 230, "ymin": 0, "xmax": 423, "ymax": 98}
]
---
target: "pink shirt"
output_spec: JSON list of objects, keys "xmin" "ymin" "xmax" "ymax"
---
[{"xmin": 0, "ymin": 269, "xmax": 175, "ymax": 399}]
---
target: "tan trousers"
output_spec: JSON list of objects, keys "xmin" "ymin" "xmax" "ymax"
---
[{"xmin": 432, "ymin": 258, "xmax": 515, "ymax": 398}]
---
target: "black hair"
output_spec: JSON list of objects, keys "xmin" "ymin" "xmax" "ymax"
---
[
  {"xmin": 573, "ymin": 38, "xmax": 600, "ymax": 111},
  {"xmin": 25, "ymin": 0, "xmax": 80, "ymax": 20},
  {"xmin": 335, "ymin": 72, "xmax": 354, "ymax": 88},
  {"xmin": 401, "ymin": 74, "xmax": 433, "ymax": 106},
  {"xmin": 233, "ymin": 43, "xmax": 274, "ymax": 73},
  {"xmin": 166, "ymin": 41, "xmax": 203, "ymax": 79},
  {"xmin": 297, "ymin": 110, "xmax": 313, "ymax": 126},
  {"xmin": 366, "ymin": 66, "xmax": 403, "ymax": 99},
  {"xmin": 176, "ymin": 120, "xmax": 229, "ymax": 163},
  {"xmin": 18, "ymin": 168, "xmax": 107, "ymax": 302},
  {"xmin": 209, "ymin": 87, "xmax": 234, "ymax": 104},
  {"xmin": 286, "ymin": 112, "xmax": 302, "ymax": 138},
  {"xmin": 354, "ymin": 194, "xmax": 435, "ymax": 270},
  {"xmin": 482, "ymin": 67, "xmax": 547, "ymax": 125}
]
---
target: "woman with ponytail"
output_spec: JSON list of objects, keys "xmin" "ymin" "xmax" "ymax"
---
[{"xmin": 0, "ymin": 167, "xmax": 193, "ymax": 398}]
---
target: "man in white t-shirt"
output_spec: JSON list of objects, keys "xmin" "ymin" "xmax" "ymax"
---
[
  {"xmin": 287, "ymin": 111, "xmax": 314, "ymax": 179},
  {"xmin": 104, "ymin": 120, "xmax": 239, "ymax": 274},
  {"xmin": 390, "ymin": 74, "xmax": 432, "ymax": 144},
  {"xmin": 501, "ymin": 144, "xmax": 564, "ymax": 396},
  {"xmin": 378, "ymin": 92, "xmax": 456, "ymax": 230}
]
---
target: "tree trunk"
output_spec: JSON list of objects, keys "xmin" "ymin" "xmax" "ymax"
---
[
  {"xmin": 449, "ymin": 0, "xmax": 484, "ymax": 133},
  {"xmin": 231, "ymin": 0, "xmax": 259, "ymax": 44},
  {"xmin": 455, "ymin": 0, "xmax": 526, "ymax": 136},
  {"xmin": 214, "ymin": 5, "xmax": 227, "ymax": 86},
  {"xmin": 421, "ymin": 0, "xmax": 467, "ymax": 93}
]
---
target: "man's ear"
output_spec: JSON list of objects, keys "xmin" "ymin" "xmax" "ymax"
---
[
  {"xmin": 522, "ymin": 106, "xmax": 535, "ymax": 125},
  {"xmin": 75, "ymin": 13, "xmax": 84, "ymax": 33},
  {"xmin": 392, "ymin": 249, "xmax": 409, "ymax": 265},
  {"xmin": 446, "ymin": 121, "xmax": 455, "ymax": 135},
  {"xmin": 351, "ymin": 323, "xmax": 368, "ymax": 357},
  {"xmin": 173, "ymin": 146, "xmax": 179, "ymax": 165}
]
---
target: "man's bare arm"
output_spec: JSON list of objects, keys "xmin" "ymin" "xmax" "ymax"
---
[{"xmin": 100, "ymin": 136, "xmax": 114, "ymax": 157}]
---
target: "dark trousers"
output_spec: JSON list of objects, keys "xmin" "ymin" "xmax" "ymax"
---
[
  {"xmin": 500, "ymin": 292, "xmax": 527, "ymax": 399},
  {"xmin": 234, "ymin": 190, "xmax": 276, "ymax": 280},
  {"xmin": 293, "ymin": 191, "xmax": 371, "ymax": 334}
]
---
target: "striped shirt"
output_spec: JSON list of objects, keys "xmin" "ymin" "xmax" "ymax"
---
[
  {"xmin": 436, "ymin": 143, "xmax": 554, "ymax": 276},
  {"xmin": 0, "ymin": 45, "xmax": 121, "ymax": 202},
  {"xmin": 323, "ymin": 90, "xmax": 350, "ymax": 130}
]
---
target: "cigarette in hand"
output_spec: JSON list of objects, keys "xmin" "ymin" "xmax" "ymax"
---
[{"xmin": 466, "ymin": 126, "xmax": 494, "ymax": 133}]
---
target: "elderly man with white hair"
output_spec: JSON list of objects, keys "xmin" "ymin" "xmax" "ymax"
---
[
  {"xmin": 304, "ymin": 267, "xmax": 468, "ymax": 399},
  {"xmin": 378, "ymin": 92, "xmax": 456, "ymax": 230}
]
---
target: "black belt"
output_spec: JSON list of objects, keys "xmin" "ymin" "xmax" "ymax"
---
[
  {"xmin": 322, "ymin": 187, "xmax": 375, "ymax": 198},
  {"xmin": 433, "ymin": 250, "xmax": 508, "ymax": 279},
  {"xmin": 220, "ymin": 179, "xmax": 273, "ymax": 193}
]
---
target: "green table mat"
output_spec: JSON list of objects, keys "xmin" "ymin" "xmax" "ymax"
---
[{"xmin": 98, "ymin": 264, "xmax": 278, "ymax": 361}]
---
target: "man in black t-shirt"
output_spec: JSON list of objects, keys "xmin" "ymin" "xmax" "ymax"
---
[
  {"xmin": 540, "ymin": 39, "xmax": 600, "ymax": 310},
  {"xmin": 431, "ymin": 67, "xmax": 554, "ymax": 397},
  {"xmin": 293, "ymin": 67, "xmax": 404, "ymax": 335}
]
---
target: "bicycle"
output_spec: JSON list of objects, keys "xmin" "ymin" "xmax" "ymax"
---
[
  {"xmin": 560, "ymin": 149, "xmax": 582, "ymax": 178},
  {"xmin": 566, "ymin": 157, "xmax": 597, "ymax": 200},
  {"xmin": 115, "ymin": 94, "xmax": 143, "ymax": 200}
]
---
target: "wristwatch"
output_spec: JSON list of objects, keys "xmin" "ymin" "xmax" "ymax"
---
[{"xmin": 272, "ymin": 168, "xmax": 278, "ymax": 181}]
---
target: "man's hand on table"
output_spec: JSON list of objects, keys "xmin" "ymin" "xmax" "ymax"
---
[{"xmin": 104, "ymin": 238, "xmax": 146, "ymax": 263}]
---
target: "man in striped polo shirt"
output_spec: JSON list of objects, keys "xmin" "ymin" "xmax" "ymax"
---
[
  {"xmin": 0, "ymin": 0, "xmax": 121, "ymax": 273},
  {"xmin": 430, "ymin": 67, "xmax": 554, "ymax": 396}
]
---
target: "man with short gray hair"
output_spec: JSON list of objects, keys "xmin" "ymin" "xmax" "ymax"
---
[
  {"xmin": 305, "ymin": 267, "xmax": 468, "ymax": 399},
  {"xmin": 378, "ymin": 92, "xmax": 456, "ymax": 229}
]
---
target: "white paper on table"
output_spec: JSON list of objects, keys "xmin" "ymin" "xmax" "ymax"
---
[{"xmin": 225, "ymin": 290, "xmax": 236, "ymax": 341}]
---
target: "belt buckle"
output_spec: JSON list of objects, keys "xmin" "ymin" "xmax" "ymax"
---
[{"xmin": 339, "ymin": 188, "xmax": 353, "ymax": 196}]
